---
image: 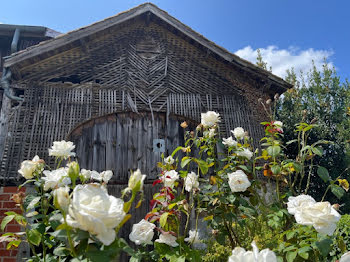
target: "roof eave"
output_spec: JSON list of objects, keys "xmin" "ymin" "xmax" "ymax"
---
[{"xmin": 3, "ymin": 3, "xmax": 292, "ymax": 91}]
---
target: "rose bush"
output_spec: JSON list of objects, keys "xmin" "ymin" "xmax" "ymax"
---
[
  {"xmin": 0, "ymin": 141, "xmax": 145, "ymax": 261},
  {"xmin": 1, "ymin": 102, "xmax": 349, "ymax": 262}
]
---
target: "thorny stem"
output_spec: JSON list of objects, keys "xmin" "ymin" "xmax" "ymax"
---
[
  {"xmin": 63, "ymin": 215, "xmax": 77, "ymax": 257},
  {"xmin": 222, "ymin": 215, "xmax": 236, "ymax": 249},
  {"xmin": 321, "ymin": 185, "xmax": 331, "ymax": 202},
  {"xmin": 304, "ymin": 158, "xmax": 314, "ymax": 194}
]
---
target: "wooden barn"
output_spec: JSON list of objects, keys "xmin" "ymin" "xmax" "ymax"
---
[{"xmin": 0, "ymin": 3, "xmax": 291, "ymax": 257}]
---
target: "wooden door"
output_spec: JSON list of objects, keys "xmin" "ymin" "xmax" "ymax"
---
[
  {"xmin": 67, "ymin": 111, "xmax": 197, "ymax": 181},
  {"xmin": 67, "ymin": 111, "xmax": 197, "ymax": 247}
]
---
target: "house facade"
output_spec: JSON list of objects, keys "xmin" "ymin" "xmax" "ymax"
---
[{"xmin": 0, "ymin": 4, "xmax": 291, "ymax": 260}]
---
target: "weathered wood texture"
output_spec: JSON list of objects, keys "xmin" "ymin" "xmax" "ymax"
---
[
  {"xmin": 68, "ymin": 111, "xmax": 196, "ymax": 181},
  {"xmin": 0, "ymin": 36, "xmax": 49, "ymax": 109},
  {"xmin": 1, "ymin": 19, "xmax": 269, "ymax": 181}
]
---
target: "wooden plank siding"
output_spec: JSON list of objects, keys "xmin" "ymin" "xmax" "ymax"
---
[{"xmin": 0, "ymin": 84, "xmax": 262, "ymax": 181}]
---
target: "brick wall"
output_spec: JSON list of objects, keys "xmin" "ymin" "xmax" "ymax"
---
[{"xmin": 0, "ymin": 187, "xmax": 26, "ymax": 262}]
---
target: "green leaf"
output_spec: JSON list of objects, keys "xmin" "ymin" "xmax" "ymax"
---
[
  {"xmin": 171, "ymin": 146, "xmax": 184, "ymax": 157},
  {"xmin": 298, "ymin": 247, "xmax": 310, "ymax": 260},
  {"xmin": 130, "ymin": 257, "xmax": 141, "ymax": 262},
  {"xmin": 331, "ymin": 184, "xmax": 345, "ymax": 199},
  {"xmin": 286, "ymin": 251, "xmax": 297, "ymax": 262},
  {"xmin": 286, "ymin": 139, "xmax": 298, "ymax": 145},
  {"xmin": 181, "ymin": 157, "xmax": 192, "ymax": 168},
  {"xmin": 271, "ymin": 165, "xmax": 281, "ymax": 175},
  {"xmin": 166, "ymin": 254, "xmax": 185, "ymax": 262},
  {"xmin": 267, "ymin": 145, "xmax": 281, "ymax": 157},
  {"xmin": 53, "ymin": 246, "xmax": 70, "ymax": 256},
  {"xmin": 195, "ymin": 159, "xmax": 209, "ymax": 175},
  {"xmin": 292, "ymin": 162, "xmax": 302, "ymax": 173},
  {"xmin": 32, "ymin": 223, "xmax": 46, "ymax": 234},
  {"xmin": 26, "ymin": 211, "xmax": 39, "ymax": 218},
  {"xmin": 85, "ymin": 251, "xmax": 111, "ymax": 262},
  {"xmin": 27, "ymin": 229, "xmax": 42, "ymax": 246},
  {"xmin": 168, "ymin": 203, "xmax": 177, "ymax": 209},
  {"xmin": 6, "ymin": 240, "xmax": 21, "ymax": 249},
  {"xmin": 316, "ymin": 238, "xmax": 333, "ymax": 257},
  {"xmin": 311, "ymin": 146, "xmax": 323, "ymax": 156},
  {"xmin": 1, "ymin": 215, "xmax": 15, "ymax": 231},
  {"xmin": 159, "ymin": 212, "xmax": 169, "ymax": 228},
  {"xmin": 286, "ymin": 231, "xmax": 295, "ymax": 240},
  {"xmin": 317, "ymin": 166, "xmax": 330, "ymax": 182},
  {"xmin": 18, "ymin": 179, "xmax": 36, "ymax": 189},
  {"xmin": 27, "ymin": 196, "xmax": 41, "ymax": 210},
  {"xmin": 238, "ymin": 165, "xmax": 251, "ymax": 173}
]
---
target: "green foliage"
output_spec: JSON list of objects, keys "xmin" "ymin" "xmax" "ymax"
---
[
  {"xmin": 329, "ymin": 214, "xmax": 350, "ymax": 261},
  {"xmin": 202, "ymin": 241, "xmax": 232, "ymax": 262},
  {"xmin": 276, "ymin": 62, "xmax": 350, "ymax": 205}
]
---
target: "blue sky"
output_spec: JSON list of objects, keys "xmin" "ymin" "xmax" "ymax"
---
[{"xmin": 1, "ymin": 0, "xmax": 349, "ymax": 81}]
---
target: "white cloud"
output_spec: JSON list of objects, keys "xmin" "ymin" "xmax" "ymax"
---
[{"xmin": 235, "ymin": 45, "xmax": 334, "ymax": 79}]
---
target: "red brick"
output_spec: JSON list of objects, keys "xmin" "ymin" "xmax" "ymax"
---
[
  {"xmin": 10, "ymin": 250, "xmax": 18, "ymax": 256},
  {"xmin": 0, "ymin": 194, "xmax": 11, "ymax": 201},
  {"xmin": 5, "ymin": 225, "xmax": 20, "ymax": 232},
  {"xmin": 2, "ymin": 202, "xmax": 16, "ymax": 209},
  {"xmin": 0, "ymin": 250, "xmax": 11, "ymax": 256},
  {"xmin": 2, "ymin": 188, "xmax": 18, "ymax": 193},
  {"xmin": 4, "ymin": 258, "xmax": 17, "ymax": 262}
]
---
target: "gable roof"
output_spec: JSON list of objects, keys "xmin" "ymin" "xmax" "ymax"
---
[{"xmin": 3, "ymin": 3, "xmax": 292, "ymax": 92}]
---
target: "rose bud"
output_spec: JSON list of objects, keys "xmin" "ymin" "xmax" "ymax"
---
[{"xmin": 180, "ymin": 121, "xmax": 188, "ymax": 128}]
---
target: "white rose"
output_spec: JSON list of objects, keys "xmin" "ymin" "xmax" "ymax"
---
[
  {"xmin": 229, "ymin": 247, "xmax": 254, "ymax": 262},
  {"xmin": 222, "ymin": 137, "xmax": 238, "ymax": 147},
  {"xmin": 18, "ymin": 155, "xmax": 42, "ymax": 179},
  {"xmin": 127, "ymin": 169, "xmax": 146, "ymax": 192},
  {"xmin": 155, "ymin": 232, "xmax": 178, "ymax": 247},
  {"xmin": 162, "ymin": 170, "xmax": 179, "ymax": 188},
  {"xmin": 164, "ymin": 156, "xmax": 175, "ymax": 165},
  {"xmin": 274, "ymin": 121, "xmax": 283, "ymax": 128},
  {"xmin": 53, "ymin": 186, "xmax": 70, "ymax": 212},
  {"xmin": 66, "ymin": 183, "xmax": 126, "ymax": 246},
  {"xmin": 49, "ymin": 140, "xmax": 76, "ymax": 159},
  {"xmin": 232, "ymin": 127, "xmax": 245, "ymax": 140},
  {"xmin": 184, "ymin": 230, "xmax": 200, "ymax": 244},
  {"xmin": 228, "ymin": 241, "xmax": 277, "ymax": 262},
  {"xmin": 100, "ymin": 170, "xmax": 113, "ymax": 183},
  {"xmin": 236, "ymin": 148, "xmax": 253, "ymax": 160},
  {"xmin": 273, "ymin": 121, "xmax": 283, "ymax": 132},
  {"xmin": 228, "ymin": 170, "xmax": 251, "ymax": 193},
  {"xmin": 204, "ymin": 128, "xmax": 216, "ymax": 138},
  {"xmin": 129, "ymin": 219, "xmax": 156, "ymax": 245},
  {"xmin": 201, "ymin": 111, "xmax": 220, "ymax": 127},
  {"xmin": 42, "ymin": 168, "xmax": 71, "ymax": 191},
  {"xmin": 91, "ymin": 170, "xmax": 113, "ymax": 183},
  {"xmin": 184, "ymin": 172, "xmax": 199, "ymax": 192},
  {"xmin": 287, "ymin": 194, "xmax": 316, "ymax": 215},
  {"xmin": 80, "ymin": 169, "xmax": 92, "ymax": 180},
  {"xmin": 294, "ymin": 201, "xmax": 341, "ymax": 236},
  {"xmin": 340, "ymin": 251, "xmax": 350, "ymax": 262}
]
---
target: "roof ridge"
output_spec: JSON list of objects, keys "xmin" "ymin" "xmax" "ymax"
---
[{"xmin": 3, "ymin": 2, "xmax": 291, "ymax": 89}]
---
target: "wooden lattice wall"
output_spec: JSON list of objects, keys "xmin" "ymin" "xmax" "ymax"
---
[{"xmin": 1, "ymin": 18, "xmax": 271, "ymax": 182}]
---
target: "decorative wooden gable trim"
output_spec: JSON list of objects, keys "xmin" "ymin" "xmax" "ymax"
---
[{"xmin": 3, "ymin": 3, "xmax": 291, "ymax": 94}]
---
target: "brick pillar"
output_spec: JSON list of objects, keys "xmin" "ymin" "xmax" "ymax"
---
[{"xmin": 0, "ymin": 187, "xmax": 26, "ymax": 262}]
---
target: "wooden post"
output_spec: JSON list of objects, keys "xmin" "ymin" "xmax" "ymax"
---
[{"xmin": 0, "ymin": 90, "xmax": 12, "ymax": 167}]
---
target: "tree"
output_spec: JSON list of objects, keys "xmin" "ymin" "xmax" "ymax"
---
[
  {"xmin": 277, "ymin": 63, "xmax": 350, "ymax": 204},
  {"xmin": 256, "ymin": 54, "xmax": 350, "ymax": 207}
]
